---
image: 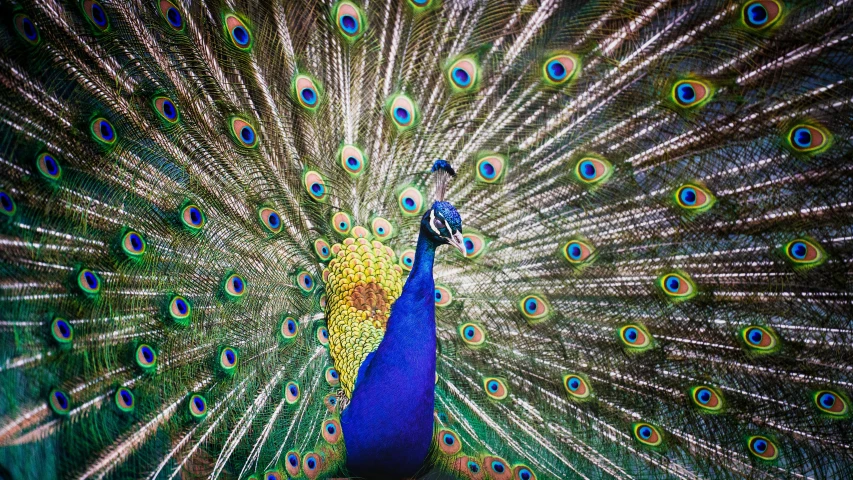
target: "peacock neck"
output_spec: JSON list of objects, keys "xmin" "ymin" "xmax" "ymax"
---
[{"xmin": 341, "ymin": 226, "xmax": 439, "ymax": 478}]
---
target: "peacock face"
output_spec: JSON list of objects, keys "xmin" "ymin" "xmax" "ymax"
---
[{"xmin": 423, "ymin": 201, "xmax": 465, "ymax": 255}]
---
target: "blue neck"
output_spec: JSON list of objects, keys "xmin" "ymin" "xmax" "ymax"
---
[{"xmin": 341, "ymin": 228, "xmax": 439, "ymax": 478}]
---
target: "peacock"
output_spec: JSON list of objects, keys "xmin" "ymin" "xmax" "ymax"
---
[{"xmin": 0, "ymin": 0, "xmax": 852, "ymax": 478}]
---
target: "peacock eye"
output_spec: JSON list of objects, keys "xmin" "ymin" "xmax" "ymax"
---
[
  {"xmin": 294, "ymin": 75, "xmax": 321, "ymax": 110},
  {"xmin": 690, "ymin": 385, "xmax": 724, "ymax": 412},
  {"xmin": 114, "ymin": 387, "xmax": 135, "ymax": 412},
  {"xmin": 334, "ymin": 1, "xmax": 365, "ymax": 40},
  {"xmin": 303, "ymin": 170, "xmax": 327, "ymax": 202},
  {"xmin": 322, "ymin": 419, "xmax": 342, "ymax": 443},
  {"xmin": 574, "ymin": 157, "xmax": 612, "ymax": 185},
  {"xmin": 14, "ymin": 14, "xmax": 40, "ymax": 45},
  {"xmin": 153, "ymin": 96, "xmax": 179, "ymax": 123},
  {"xmin": 563, "ymin": 374, "xmax": 592, "ymax": 400},
  {"xmin": 747, "ymin": 435, "xmax": 778, "ymax": 460},
  {"xmin": 742, "ymin": 1, "xmax": 782, "ymax": 30},
  {"xmin": 657, "ymin": 272, "xmax": 697, "ymax": 301},
  {"xmin": 189, "ymin": 394, "xmax": 208, "ymax": 420},
  {"xmin": 434, "ymin": 217, "xmax": 446, "ymax": 230},
  {"xmin": 82, "ymin": 0, "xmax": 110, "ymax": 32},
  {"xmin": 563, "ymin": 239, "xmax": 595, "ymax": 265},
  {"xmin": 671, "ymin": 80, "xmax": 712, "ymax": 108},
  {"xmin": 619, "ymin": 323, "xmax": 653, "ymax": 351},
  {"xmin": 230, "ymin": 117, "xmax": 258, "ymax": 148},
  {"xmin": 224, "ymin": 14, "xmax": 252, "ymax": 50},
  {"xmin": 543, "ymin": 53, "xmax": 579, "ymax": 85},
  {"xmin": 787, "ymin": 124, "xmax": 830, "ymax": 154},
  {"xmin": 633, "ymin": 423, "xmax": 663, "ymax": 446},
  {"xmin": 447, "ymin": 57, "xmax": 480, "ymax": 92},
  {"xmin": 476, "ymin": 154, "xmax": 507, "ymax": 183},
  {"xmin": 784, "ymin": 238, "xmax": 825, "ymax": 266},
  {"xmin": 388, "ymin": 93, "xmax": 419, "ymax": 131},
  {"xmin": 814, "ymin": 390, "xmax": 848, "ymax": 417}
]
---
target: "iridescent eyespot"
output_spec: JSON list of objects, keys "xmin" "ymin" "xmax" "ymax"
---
[
  {"xmin": 322, "ymin": 419, "xmax": 341, "ymax": 444},
  {"xmin": 285, "ymin": 451, "xmax": 301, "ymax": 476},
  {"xmin": 672, "ymin": 80, "xmax": 713, "ymax": 108},
  {"xmin": 400, "ymin": 248, "xmax": 415, "ymax": 271},
  {"xmin": 619, "ymin": 324, "xmax": 653, "ymax": 351},
  {"xmin": 747, "ymin": 435, "xmax": 778, "ymax": 460},
  {"xmin": 316, "ymin": 326, "xmax": 329, "ymax": 346},
  {"xmin": 314, "ymin": 238, "xmax": 332, "ymax": 261},
  {"xmin": 562, "ymin": 239, "xmax": 594, "ymax": 265},
  {"xmin": 303, "ymin": 452, "xmax": 322, "ymax": 478},
  {"xmin": 513, "ymin": 465, "xmax": 536, "ymax": 480},
  {"xmin": 49, "ymin": 389, "xmax": 71, "ymax": 415},
  {"xmin": 407, "ymin": 0, "xmax": 435, "ymax": 11},
  {"xmin": 657, "ymin": 272, "xmax": 697, "ymax": 301},
  {"xmin": 784, "ymin": 238, "xmax": 825, "ymax": 266},
  {"xmin": 169, "ymin": 295, "xmax": 191, "ymax": 325},
  {"xmin": 90, "ymin": 117, "xmax": 117, "ymax": 146},
  {"xmin": 484, "ymin": 457, "xmax": 511, "ymax": 480},
  {"xmin": 447, "ymin": 57, "xmax": 480, "ymax": 92},
  {"xmin": 122, "ymin": 230, "xmax": 146, "ymax": 257},
  {"xmin": 279, "ymin": 316, "xmax": 298, "ymax": 341},
  {"xmin": 437, "ymin": 429, "xmax": 462, "ymax": 455},
  {"xmin": 263, "ymin": 470, "xmax": 283, "ymax": 480},
  {"xmin": 462, "ymin": 232, "xmax": 487, "ymax": 259},
  {"xmin": 814, "ymin": 390, "xmax": 848, "ymax": 417},
  {"xmin": 674, "ymin": 183, "xmax": 715, "ymax": 212},
  {"xmin": 339, "ymin": 144, "xmax": 367, "ymax": 177},
  {"xmin": 37, "ymin": 153, "xmax": 62, "ymax": 181},
  {"xmin": 455, "ymin": 457, "xmax": 483, "ymax": 478},
  {"xmin": 371, "ymin": 217, "xmax": 394, "ymax": 240},
  {"xmin": 483, "ymin": 377, "xmax": 508, "ymax": 400},
  {"xmin": 14, "ymin": 14, "xmax": 40, "ymax": 46},
  {"xmin": 153, "ymin": 96, "xmax": 179, "ymax": 123},
  {"xmin": 519, "ymin": 294, "xmax": 550, "ymax": 322},
  {"xmin": 224, "ymin": 14, "xmax": 252, "ymax": 50},
  {"xmin": 332, "ymin": 211, "xmax": 352, "ymax": 234},
  {"xmin": 51, "ymin": 317, "xmax": 73, "ymax": 345},
  {"xmin": 787, "ymin": 124, "xmax": 830, "ymax": 154},
  {"xmin": 334, "ymin": 1, "xmax": 365, "ymax": 40},
  {"xmin": 543, "ymin": 54, "xmax": 578, "ymax": 85},
  {"xmin": 115, "ymin": 387, "xmax": 135, "ymax": 412},
  {"xmin": 324, "ymin": 393, "xmax": 338, "ymax": 412},
  {"xmin": 476, "ymin": 154, "xmax": 507, "ymax": 184},
  {"xmin": 325, "ymin": 366, "xmax": 340, "ymax": 386},
  {"xmin": 77, "ymin": 269, "xmax": 101, "ymax": 295},
  {"xmin": 0, "ymin": 191, "xmax": 16, "ymax": 217},
  {"xmin": 189, "ymin": 394, "xmax": 208, "ymax": 420},
  {"xmin": 633, "ymin": 423, "xmax": 663, "ymax": 447},
  {"xmin": 284, "ymin": 381, "xmax": 300, "ymax": 404},
  {"xmin": 218, "ymin": 346, "xmax": 238, "ymax": 373},
  {"xmin": 434, "ymin": 284, "xmax": 453, "ymax": 307},
  {"xmin": 259, "ymin": 207, "xmax": 283, "ymax": 234},
  {"xmin": 182, "ymin": 204, "xmax": 206, "ymax": 230},
  {"xmin": 690, "ymin": 385, "xmax": 724, "ymax": 412},
  {"xmin": 563, "ymin": 374, "xmax": 592, "ymax": 400},
  {"xmin": 740, "ymin": 325, "xmax": 779, "ymax": 353},
  {"xmin": 459, "ymin": 323, "xmax": 485, "ymax": 348},
  {"xmin": 743, "ymin": 1, "xmax": 782, "ymax": 30},
  {"xmin": 136, "ymin": 344, "xmax": 157, "ymax": 371},
  {"xmin": 223, "ymin": 273, "xmax": 245, "ymax": 298},
  {"xmin": 388, "ymin": 94, "xmax": 418, "ymax": 131},
  {"xmin": 81, "ymin": 0, "xmax": 110, "ymax": 32},
  {"xmin": 350, "ymin": 225, "xmax": 369, "ymax": 239},
  {"xmin": 398, "ymin": 186, "xmax": 424, "ymax": 216},
  {"xmin": 302, "ymin": 170, "xmax": 327, "ymax": 201},
  {"xmin": 230, "ymin": 117, "xmax": 258, "ymax": 148},
  {"xmin": 159, "ymin": 1, "xmax": 184, "ymax": 31},
  {"xmin": 294, "ymin": 75, "xmax": 322, "ymax": 110},
  {"xmin": 574, "ymin": 157, "xmax": 612, "ymax": 185},
  {"xmin": 296, "ymin": 270, "xmax": 315, "ymax": 294}
]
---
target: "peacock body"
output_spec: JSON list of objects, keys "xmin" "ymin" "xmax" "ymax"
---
[{"xmin": 0, "ymin": 0, "xmax": 852, "ymax": 479}]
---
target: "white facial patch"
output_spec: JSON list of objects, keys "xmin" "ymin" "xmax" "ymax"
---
[{"xmin": 429, "ymin": 209, "xmax": 442, "ymax": 235}]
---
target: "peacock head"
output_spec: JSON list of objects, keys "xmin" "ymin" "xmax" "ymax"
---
[
  {"xmin": 422, "ymin": 160, "xmax": 465, "ymax": 255},
  {"xmin": 422, "ymin": 201, "xmax": 465, "ymax": 255}
]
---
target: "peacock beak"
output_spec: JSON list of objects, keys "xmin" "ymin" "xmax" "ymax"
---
[{"xmin": 447, "ymin": 231, "xmax": 467, "ymax": 257}]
